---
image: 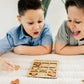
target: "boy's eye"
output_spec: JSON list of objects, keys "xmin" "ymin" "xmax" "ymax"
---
[
  {"xmin": 75, "ymin": 21, "xmax": 81, "ymax": 24},
  {"xmin": 38, "ymin": 21, "xmax": 42, "ymax": 23},
  {"xmin": 68, "ymin": 20, "xmax": 72, "ymax": 22},
  {"xmin": 28, "ymin": 22, "xmax": 33, "ymax": 25}
]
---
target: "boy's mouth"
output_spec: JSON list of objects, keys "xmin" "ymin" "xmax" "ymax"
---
[
  {"xmin": 33, "ymin": 32, "xmax": 39, "ymax": 35},
  {"xmin": 72, "ymin": 31, "xmax": 80, "ymax": 36}
]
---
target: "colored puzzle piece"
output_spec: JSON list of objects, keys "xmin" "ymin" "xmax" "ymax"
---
[
  {"xmin": 11, "ymin": 79, "xmax": 19, "ymax": 84},
  {"xmin": 15, "ymin": 65, "xmax": 20, "ymax": 71}
]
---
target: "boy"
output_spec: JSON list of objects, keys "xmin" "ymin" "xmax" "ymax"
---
[
  {"xmin": 0, "ymin": 0, "xmax": 53, "ymax": 71},
  {"xmin": 55, "ymin": 0, "xmax": 84, "ymax": 55}
]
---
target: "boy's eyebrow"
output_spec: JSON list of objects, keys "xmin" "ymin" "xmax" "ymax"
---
[
  {"xmin": 25, "ymin": 18, "xmax": 44, "ymax": 21},
  {"xmin": 67, "ymin": 16, "xmax": 81, "ymax": 21},
  {"xmin": 39, "ymin": 17, "xmax": 44, "ymax": 19},
  {"xmin": 24, "ymin": 17, "xmax": 33, "ymax": 20},
  {"xmin": 24, "ymin": 18, "xmax": 34, "ymax": 21}
]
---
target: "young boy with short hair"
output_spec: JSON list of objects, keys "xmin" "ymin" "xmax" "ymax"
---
[
  {"xmin": 0, "ymin": 0, "xmax": 53, "ymax": 71},
  {"xmin": 55, "ymin": 0, "xmax": 84, "ymax": 55}
]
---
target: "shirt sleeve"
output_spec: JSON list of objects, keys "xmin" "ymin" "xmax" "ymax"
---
[
  {"xmin": 0, "ymin": 33, "xmax": 14, "ymax": 54},
  {"xmin": 55, "ymin": 21, "xmax": 68, "ymax": 44},
  {"xmin": 41, "ymin": 24, "xmax": 53, "ymax": 45}
]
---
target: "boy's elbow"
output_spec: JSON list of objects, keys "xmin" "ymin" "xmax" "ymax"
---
[
  {"xmin": 47, "ymin": 45, "xmax": 52, "ymax": 54},
  {"xmin": 41, "ymin": 45, "xmax": 52, "ymax": 55},
  {"xmin": 55, "ymin": 49, "xmax": 67, "ymax": 55},
  {"xmin": 41, "ymin": 48, "xmax": 52, "ymax": 55},
  {"xmin": 46, "ymin": 48, "xmax": 52, "ymax": 54},
  {"xmin": 55, "ymin": 48, "xmax": 62, "ymax": 55}
]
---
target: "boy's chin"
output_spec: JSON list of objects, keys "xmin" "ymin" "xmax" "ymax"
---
[
  {"xmin": 32, "ymin": 35, "xmax": 39, "ymax": 38},
  {"xmin": 74, "ymin": 36, "xmax": 82, "ymax": 40}
]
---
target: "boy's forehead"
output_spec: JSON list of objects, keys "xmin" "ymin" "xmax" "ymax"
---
[
  {"xmin": 24, "ymin": 9, "xmax": 43, "ymax": 13},
  {"xmin": 68, "ymin": 6, "xmax": 84, "ymax": 17},
  {"xmin": 21, "ymin": 9, "xmax": 44, "ymax": 19},
  {"xmin": 21, "ymin": 14, "xmax": 44, "ymax": 21}
]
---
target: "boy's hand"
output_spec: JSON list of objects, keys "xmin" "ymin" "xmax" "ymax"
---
[{"xmin": 0, "ymin": 58, "xmax": 15, "ymax": 71}]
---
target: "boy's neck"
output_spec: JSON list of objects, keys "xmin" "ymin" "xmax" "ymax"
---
[{"xmin": 23, "ymin": 28, "xmax": 32, "ymax": 38}]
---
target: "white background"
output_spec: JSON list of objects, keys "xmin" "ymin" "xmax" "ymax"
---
[{"xmin": 0, "ymin": 0, "xmax": 67, "ymax": 44}]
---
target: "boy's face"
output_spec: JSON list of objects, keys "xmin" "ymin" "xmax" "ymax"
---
[
  {"xmin": 17, "ymin": 9, "xmax": 44, "ymax": 38},
  {"xmin": 68, "ymin": 6, "xmax": 84, "ymax": 40}
]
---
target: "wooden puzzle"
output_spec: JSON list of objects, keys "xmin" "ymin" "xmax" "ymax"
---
[{"xmin": 27, "ymin": 59, "xmax": 58, "ymax": 79}]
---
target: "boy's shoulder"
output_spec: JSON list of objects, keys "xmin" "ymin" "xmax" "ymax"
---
[
  {"xmin": 42, "ymin": 21, "xmax": 51, "ymax": 31},
  {"xmin": 61, "ymin": 20, "xmax": 68, "ymax": 27},
  {"xmin": 7, "ymin": 24, "xmax": 22, "ymax": 35},
  {"xmin": 44, "ymin": 21, "xmax": 50, "ymax": 27},
  {"xmin": 60, "ymin": 20, "xmax": 70, "ymax": 32}
]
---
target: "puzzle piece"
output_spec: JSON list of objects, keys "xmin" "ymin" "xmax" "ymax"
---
[
  {"xmin": 11, "ymin": 79, "xmax": 19, "ymax": 84},
  {"xmin": 29, "ymin": 72, "xmax": 38, "ymax": 76},
  {"xmin": 47, "ymin": 72, "xmax": 56, "ymax": 77},
  {"xmin": 34, "ymin": 62, "xmax": 41, "ymax": 67},
  {"xmin": 15, "ymin": 65, "xmax": 20, "ymax": 71}
]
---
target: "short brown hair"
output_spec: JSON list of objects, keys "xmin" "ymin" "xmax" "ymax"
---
[
  {"xmin": 65, "ymin": 0, "xmax": 84, "ymax": 13},
  {"xmin": 18, "ymin": 0, "xmax": 44, "ymax": 16}
]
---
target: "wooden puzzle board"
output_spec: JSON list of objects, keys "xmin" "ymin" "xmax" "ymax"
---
[{"xmin": 27, "ymin": 59, "xmax": 58, "ymax": 79}]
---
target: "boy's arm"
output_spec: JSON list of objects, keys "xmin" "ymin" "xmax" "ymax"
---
[
  {"xmin": 14, "ymin": 44, "xmax": 52, "ymax": 55},
  {"xmin": 0, "ymin": 33, "xmax": 14, "ymax": 54},
  {"xmin": 55, "ymin": 41, "xmax": 84, "ymax": 55}
]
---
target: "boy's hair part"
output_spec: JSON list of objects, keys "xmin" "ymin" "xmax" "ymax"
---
[
  {"xmin": 18, "ymin": 0, "xmax": 44, "ymax": 16},
  {"xmin": 65, "ymin": 0, "xmax": 84, "ymax": 13}
]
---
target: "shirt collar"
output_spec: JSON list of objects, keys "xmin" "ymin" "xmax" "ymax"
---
[{"xmin": 19, "ymin": 24, "xmax": 30, "ymax": 39}]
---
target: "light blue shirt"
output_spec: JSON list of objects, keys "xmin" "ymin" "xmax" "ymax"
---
[{"xmin": 0, "ymin": 21, "xmax": 53, "ymax": 54}]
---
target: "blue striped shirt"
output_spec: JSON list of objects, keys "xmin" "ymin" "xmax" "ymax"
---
[{"xmin": 0, "ymin": 21, "xmax": 53, "ymax": 54}]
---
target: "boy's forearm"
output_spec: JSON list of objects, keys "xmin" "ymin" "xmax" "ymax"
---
[
  {"xmin": 56, "ymin": 46, "xmax": 84, "ymax": 55},
  {"xmin": 14, "ymin": 45, "xmax": 52, "ymax": 55},
  {"xmin": 22, "ymin": 45, "xmax": 52, "ymax": 55}
]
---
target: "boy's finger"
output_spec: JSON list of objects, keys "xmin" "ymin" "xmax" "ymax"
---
[
  {"xmin": 4, "ymin": 63, "xmax": 15, "ymax": 71},
  {"xmin": 0, "ymin": 65, "xmax": 14, "ymax": 71},
  {"xmin": 4, "ymin": 59, "xmax": 15, "ymax": 68}
]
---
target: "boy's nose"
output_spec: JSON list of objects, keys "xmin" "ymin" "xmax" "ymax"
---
[
  {"xmin": 70, "ymin": 23, "xmax": 75, "ymax": 29},
  {"xmin": 34, "ymin": 24, "xmax": 39, "ymax": 29}
]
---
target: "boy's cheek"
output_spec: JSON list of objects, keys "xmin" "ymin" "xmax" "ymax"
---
[{"xmin": 67, "ymin": 22, "xmax": 70, "ymax": 27}]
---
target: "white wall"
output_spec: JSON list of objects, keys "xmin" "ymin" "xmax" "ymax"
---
[
  {"xmin": 0, "ymin": 0, "xmax": 19, "ymax": 38},
  {"xmin": 45, "ymin": 0, "xmax": 67, "ymax": 44},
  {"xmin": 0, "ymin": 0, "xmax": 67, "ymax": 45}
]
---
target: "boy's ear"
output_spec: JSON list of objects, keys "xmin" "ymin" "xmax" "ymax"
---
[{"xmin": 17, "ymin": 16, "xmax": 22, "ymax": 24}]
